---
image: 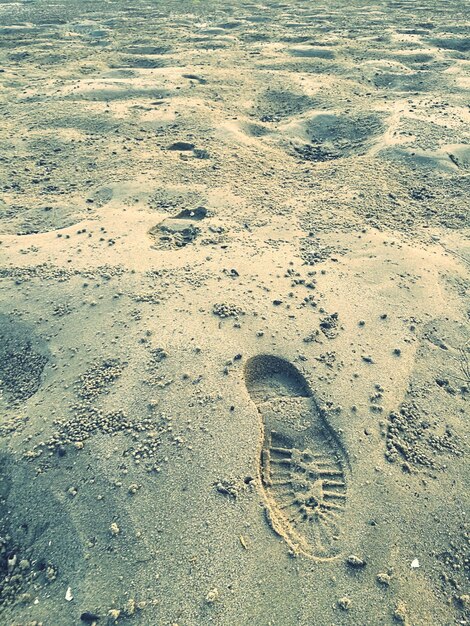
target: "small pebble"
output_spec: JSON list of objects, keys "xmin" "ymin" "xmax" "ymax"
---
[
  {"xmin": 205, "ymin": 588, "xmax": 219, "ymax": 604},
  {"xmin": 377, "ymin": 572, "xmax": 391, "ymax": 586},
  {"xmin": 338, "ymin": 597, "xmax": 351, "ymax": 610},
  {"xmin": 346, "ymin": 554, "xmax": 366, "ymax": 568}
]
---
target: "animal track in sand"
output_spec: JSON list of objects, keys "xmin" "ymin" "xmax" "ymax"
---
[{"xmin": 245, "ymin": 355, "xmax": 349, "ymax": 560}]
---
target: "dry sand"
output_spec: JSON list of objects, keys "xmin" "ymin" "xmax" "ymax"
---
[{"xmin": 0, "ymin": 0, "xmax": 469, "ymax": 624}]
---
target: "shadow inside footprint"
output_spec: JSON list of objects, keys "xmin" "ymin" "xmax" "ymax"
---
[
  {"xmin": 173, "ymin": 207, "xmax": 207, "ymax": 221},
  {"xmin": 245, "ymin": 355, "xmax": 349, "ymax": 560}
]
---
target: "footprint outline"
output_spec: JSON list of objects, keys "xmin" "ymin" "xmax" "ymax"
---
[{"xmin": 245, "ymin": 354, "xmax": 350, "ymax": 560}]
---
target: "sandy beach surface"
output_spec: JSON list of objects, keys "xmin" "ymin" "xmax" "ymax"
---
[{"xmin": 0, "ymin": 0, "xmax": 469, "ymax": 624}]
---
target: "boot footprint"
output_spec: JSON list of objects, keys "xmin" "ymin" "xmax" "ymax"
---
[{"xmin": 245, "ymin": 355, "xmax": 349, "ymax": 560}]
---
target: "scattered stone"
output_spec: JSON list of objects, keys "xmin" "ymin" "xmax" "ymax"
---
[
  {"xmin": 76, "ymin": 359, "xmax": 127, "ymax": 401},
  {"xmin": 18, "ymin": 592, "xmax": 33, "ymax": 604},
  {"xmin": 53, "ymin": 303, "xmax": 72, "ymax": 317},
  {"xmin": 46, "ymin": 565, "xmax": 58, "ymax": 581},
  {"xmin": 19, "ymin": 559, "xmax": 31, "ymax": 572},
  {"xmin": 338, "ymin": 597, "xmax": 351, "ymax": 610},
  {"xmin": 19, "ymin": 559, "xmax": 30, "ymax": 571},
  {"xmin": 215, "ymin": 480, "xmax": 238, "ymax": 498},
  {"xmin": 43, "ymin": 406, "xmax": 152, "ymax": 455},
  {"xmin": 346, "ymin": 554, "xmax": 366, "ymax": 568},
  {"xmin": 150, "ymin": 218, "xmax": 200, "ymax": 248},
  {"xmin": 7, "ymin": 554, "xmax": 17, "ymax": 572},
  {"xmin": 315, "ymin": 352, "xmax": 337, "ymax": 369},
  {"xmin": 303, "ymin": 330, "xmax": 321, "ymax": 343},
  {"xmin": 300, "ymin": 239, "xmax": 346, "ymax": 266},
  {"xmin": 108, "ymin": 609, "xmax": 121, "ymax": 623},
  {"xmin": 377, "ymin": 572, "xmax": 391, "ymax": 586},
  {"xmin": 212, "ymin": 303, "xmax": 244, "ymax": 318},
  {"xmin": 205, "ymin": 588, "xmax": 219, "ymax": 604},
  {"xmin": 124, "ymin": 598, "xmax": 136, "ymax": 616},
  {"xmin": 385, "ymin": 402, "xmax": 461, "ymax": 468},
  {"xmin": 456, "ymin": 594, "xmax": 469, "ymax": 611},
  {"xmin": 319, "ymin": 312, "xmax": 339, "ymax": 339},
  {"xmin": 193, "ymin": 148, "xmax": 210, "ymax": 159},
  {"xmin": 393, "ymin": 601, "xmax": 408, "ymax": 623},
  {"xmin": 149, "ymin": 347, "xmax": 168, "ymax": 363}
]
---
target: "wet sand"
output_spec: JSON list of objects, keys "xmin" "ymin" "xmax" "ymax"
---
[{"xmin": 0, "ymin": 0, "xmax": 469, "ymax": 624}]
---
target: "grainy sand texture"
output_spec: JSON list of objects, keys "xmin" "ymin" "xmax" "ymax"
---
[{"xmin": 0, "ymin": 0, "xmax": 469, "ymax": 624}]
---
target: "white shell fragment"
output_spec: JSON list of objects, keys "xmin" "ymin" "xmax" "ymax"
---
[
  {"xmin": 411, "ymin": 559, "xmax": 420, "ymax": 569},
  {"xmin": 65, "ymin": 587, "xmax": 74, "ymax": 601}
]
